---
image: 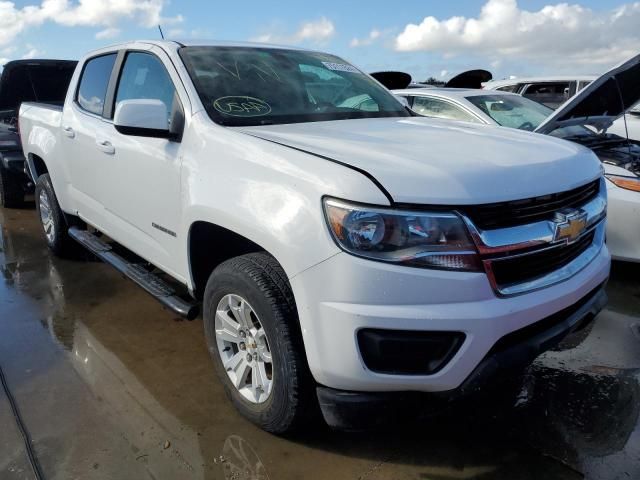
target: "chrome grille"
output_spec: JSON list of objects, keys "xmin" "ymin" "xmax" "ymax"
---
[
  {"xmin": 487, "ymin": 231, "xmax": 595, "ymax": 289},
  {"xmin": 461, "ymin": 178, "xmax": 607, "ymax": 296},
  {"xmin": 460, "ymin": 180, "xmax": 600, "ymax": 230}
]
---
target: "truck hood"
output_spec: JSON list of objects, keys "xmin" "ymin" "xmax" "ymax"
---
[
  {"xmin": 536, "ymin": 53, "xmax": 640, "ymax": 135},
  {"xmin": 240, "ymin": 117, "xmax": 602, "ymax": 204}
]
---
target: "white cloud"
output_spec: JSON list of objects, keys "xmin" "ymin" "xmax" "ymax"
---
[
  {"xmin": 167, "ymin": 28, "xmax": 185, "ymax": 37},
  {"xmin": 21, "ymin": 44, "xmax": 42, "ymax": 58},
  {"xmin": 1, "ymin": 46, "xmax": 17, "ymax": 55},
  {"xmin": 293, "ymin": 17, "xmax": 335, "ymax": 43},
  {"xmin": 394, "ymin": 0, "xmax": 640, "ymax": 67},
  {"xmin": 95, "ymin": 27, "xmax": 120, "ymax": 39},
  {"xmin": 350, "ymin": 29, "xmax": 382, "ymax": 48},
  {"xmin": 252, "ymin": 17, "xmax": 335, "ymax": 45},
  {"xmin": 440, "ymin": 70, "xmax": 448, "ymax": 78},
  {"xmin": 0, "ymin": 0, "xmax": 182, "ymax": 47}
]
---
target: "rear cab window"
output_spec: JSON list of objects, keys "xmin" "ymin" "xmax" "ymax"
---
[{"xmin": 76, "ymin": 54, "xmax": 117, "ymax": 116}]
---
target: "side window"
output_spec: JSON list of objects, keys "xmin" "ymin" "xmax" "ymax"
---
[
  {"xmin": 577, "ymin": 81, "xmax": 592, "ymax": 91},
  {"xmin": 411, "ymin": 96, "xmax": 480, "ymax": 123},
  {"xmin": 522, "ymin": 82, "xmax": 570, "ymax": 108},
  {"xmin": 115, "ymin": 52, "xmax": 177, "ymax": 121},
  {"xmin": 496, "ymin": 84, "xmax": 518, "ymax": 93},
  {"xmin": 77, "ymin": 54, "xmax": 117, "ymax": 115}
]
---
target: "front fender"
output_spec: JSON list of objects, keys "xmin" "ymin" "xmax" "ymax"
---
[{"xmin": 179, "ymin": 114, "xmax": 390, "ymax": 287}]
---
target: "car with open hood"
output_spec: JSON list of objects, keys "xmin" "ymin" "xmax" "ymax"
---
[
  {"xmin": 397, "ymin": 53, "xmax": 640, "ymax": 262},
  {"xmin": 0, "ymin": 59, "xmax": 77, "ymax": 207},
  {"xmin": 484, "ymin": 75, "xmax": 596, "ymax": 108}
]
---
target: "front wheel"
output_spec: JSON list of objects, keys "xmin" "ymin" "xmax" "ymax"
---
[{"xmin": 203, "ymin": 252, "xmax": 315, "ymax": 433}]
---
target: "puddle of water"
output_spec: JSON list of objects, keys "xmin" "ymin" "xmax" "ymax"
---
[{"xmin": 0, "ymin": 207, "xmax": 639, "ymax": 480}]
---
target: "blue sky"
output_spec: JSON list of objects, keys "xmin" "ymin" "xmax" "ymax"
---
[{"xmin": 1, "ymin": 0, "xmax": 637, "ymax": 81}]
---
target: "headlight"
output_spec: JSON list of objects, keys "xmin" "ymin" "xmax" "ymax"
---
[
  {"xmin": 323, "ymin": 198, "xmax": 481, "ymax": 271},
  {"xmin": 606, "ymin": 174, "xmax": 640, "ymax": 192}
]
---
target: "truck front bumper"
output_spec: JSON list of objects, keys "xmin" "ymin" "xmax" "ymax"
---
[
  {"xmin": 315, "ymin": 282, "xmax": 606, "ymax": 429},
  {"xmin": 290, "ymin": 244, "xmax": 610, "ymax": 395}
]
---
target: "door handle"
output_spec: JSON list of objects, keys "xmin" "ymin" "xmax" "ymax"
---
[
  {"xmin": 96, "ymin": 139, "xmax": 115, "ymax": 155},
  {"xmin": 63, "ymin": 126, "xmax": 75, "ymax": 138}
]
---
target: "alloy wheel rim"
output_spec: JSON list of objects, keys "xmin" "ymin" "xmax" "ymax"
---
[
  {"xmin": 39, "ymin": 189, "xmax": 55, "ymax": 244},
  {"xmin": 215, "ymin": 294, "xmax": 273, "ymax": 404}
]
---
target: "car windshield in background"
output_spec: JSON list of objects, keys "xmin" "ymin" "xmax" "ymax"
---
[
  {"xmin": 179, "ymin": 46, "xmax": 409, "ymax": 126},
  {"xmin": 466, "ymin": 94, "xmax": 553, "ymax": 131}
]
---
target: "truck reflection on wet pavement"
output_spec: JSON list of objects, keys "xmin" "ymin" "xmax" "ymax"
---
[{"xmin": 1, "ymin": 206, "xmax": 638, "ymax": 480}]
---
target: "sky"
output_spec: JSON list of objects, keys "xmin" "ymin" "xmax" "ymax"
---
[{"xmin": 0, "ymin": 0, "xmax": 638, "ymax": 82}]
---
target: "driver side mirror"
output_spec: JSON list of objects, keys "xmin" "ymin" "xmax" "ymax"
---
[{"xmin": 114, "ymin": 99, "xmax": 182, "ymax": 141}]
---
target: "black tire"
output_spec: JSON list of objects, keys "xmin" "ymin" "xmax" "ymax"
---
[
  {"xmin": 203, "ymin": 252, "xmax": 315, "ymax": 433},
  {"xmin": 0, "ymin": 164, "xmax": 24, "ymax": 208},
  {"xmin": 34, "ymin": 173, "xmax": 79, "ymax": 257}
]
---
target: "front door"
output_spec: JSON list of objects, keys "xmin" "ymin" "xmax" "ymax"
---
[{"xmin": 98, "ymin": 48, "xmax": 187, "ymax": 279}]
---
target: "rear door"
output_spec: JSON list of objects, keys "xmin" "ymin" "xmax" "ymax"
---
[{"xmin": 61, "ymin": 53, "xmax": 118, "ymax": 226}]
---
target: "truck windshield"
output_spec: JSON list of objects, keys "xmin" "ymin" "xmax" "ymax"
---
[{"xmin": 179, "ymin": 46, "xmax": 409, "ymax": 126}]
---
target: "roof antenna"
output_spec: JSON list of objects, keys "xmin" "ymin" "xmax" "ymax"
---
[{"xmin": 158, "ymin": 25, "xmax": 165, "ymax": 40}]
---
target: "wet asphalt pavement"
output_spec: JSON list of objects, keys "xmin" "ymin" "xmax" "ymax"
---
[{"xmin": 0, "ymin": 205, "xmax": 639, "ymax": 480}]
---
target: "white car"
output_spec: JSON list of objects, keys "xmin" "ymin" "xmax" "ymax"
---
[
  {"xmin": 608, "ymin": 104, "xmax": 640, "ymax": 141},
  {"xmin": 19, "ymin": 40, "xmax": 609, "ymax": 432},
  {"xmin": 484, "ymin": 76, "xmax": 596, "ymax": 108},
  {"xmin": 397, "ymin": 53, "xmax": 640, "ymax": 262}
]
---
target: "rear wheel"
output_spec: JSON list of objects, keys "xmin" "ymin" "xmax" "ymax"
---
[
  {"xmin": 203, "ymin": 252, "xmax": 315, "ymax": 433},
  {"xmin": 0, "ymin": 165, "xmax": 24, "ymax": 208},
  {"xmin": 35, "ymin": 174, "xmax": 79, "ymax": 257}
]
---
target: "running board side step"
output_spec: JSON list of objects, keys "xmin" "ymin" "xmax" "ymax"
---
[{"xmin": 68, "ymin": 227, "xmax": 199, "ymax": 320}]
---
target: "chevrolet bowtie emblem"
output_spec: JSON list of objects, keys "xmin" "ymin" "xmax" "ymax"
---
[{"xmin": 553, "ymin": 209, "xmax": 588, "ymax": 244}]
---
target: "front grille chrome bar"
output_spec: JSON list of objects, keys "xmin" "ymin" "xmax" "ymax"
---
[
  {"xmin": 485, "ymin": 222, "xmax": 605, "ymax": 296},
  {"xmin": 459, "ymin": 178, "xmax": 607, "ymax": 296},
  {"xmin": 459, "ymin": 178, "xmax": 607, "ymax": 256}
]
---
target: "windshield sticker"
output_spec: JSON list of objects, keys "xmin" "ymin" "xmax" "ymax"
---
[
  {"xmin": 213, "ymin": 96, "xmax": 272, "ymax": 117},
  {"xmin": 321, "ymin": 62, "xmax": 360, "ymax": 74}
]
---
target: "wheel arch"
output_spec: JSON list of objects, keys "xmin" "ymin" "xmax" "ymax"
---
[
  {"xmin": 188, "ymin": 221, "xmax": 287, "ymax": 300},
  {"xmin": 26, "ymin": 153, "xmax": 49, "ymax": 181}
]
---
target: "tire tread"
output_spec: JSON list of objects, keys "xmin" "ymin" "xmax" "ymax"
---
[{"xmin": 204, "ymin": 252, "xmax": 315, "ymax": 433}]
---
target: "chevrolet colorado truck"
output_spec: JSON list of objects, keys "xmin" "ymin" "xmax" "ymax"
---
[
  {"xmin": 0, "ymin": 59, "xmax": 76, "ymax": 207},
  {"xmin": 19, "ymin": 40, "xmax": 610, "ymax": 433}
]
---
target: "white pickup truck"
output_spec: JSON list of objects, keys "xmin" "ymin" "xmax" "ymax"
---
[{"xmin": 19, "ymin": 40, "xmax": 610, "ymax": 433}]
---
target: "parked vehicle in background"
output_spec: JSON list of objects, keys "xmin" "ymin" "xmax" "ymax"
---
[
  {"xmin": 484, "ymin": 76, "xmax": 596, "ymax": 108},
  {"xmin": 608, "ymin": 103, "xmax": 640, "ymax": 141},
  {"xmin": 373, "ymin": 69, "xmax": 492, "ymax": 91},
  {"xmin": 0, "ymin": 59, "xmax": 77, "ymax": 207},
  {"xmin": 20, "ymin": 40, "xmax": 609, "ymax": 433},
  {"xmin": 398, "ymin": 53, "xmax": 640, "ymax": 262}
]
